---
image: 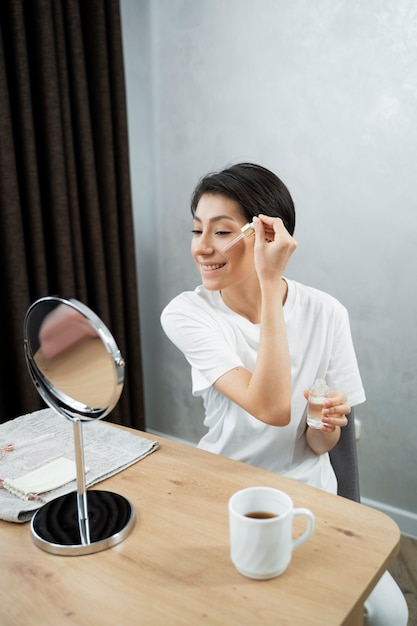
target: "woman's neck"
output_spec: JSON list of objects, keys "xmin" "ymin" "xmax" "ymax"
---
[{"xmin": 220, "ymin": 278, "xmax": 287, "ymax": 324}]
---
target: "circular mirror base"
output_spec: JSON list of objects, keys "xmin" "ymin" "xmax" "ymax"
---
[{"xmin": 31, "ymin": 490, "xmax": 135, "ymax": 556}]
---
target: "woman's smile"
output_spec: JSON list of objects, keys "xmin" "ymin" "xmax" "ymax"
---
[{"xmin": 199, "ymin": 262, "xmax": 226, "ymax": 272}]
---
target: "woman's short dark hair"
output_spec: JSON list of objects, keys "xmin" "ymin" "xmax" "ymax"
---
[{"xmin": 190, "ymin": 163, "xmax": 295, "ymax": 235}]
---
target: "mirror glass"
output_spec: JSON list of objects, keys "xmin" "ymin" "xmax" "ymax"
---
[
  {"xmin": 23, "ymin": 296, "xmax": 134, "ymax": 556},
  {"xmin": 24, "ymin": 298, "xmax": 125, "ymax": 421}
]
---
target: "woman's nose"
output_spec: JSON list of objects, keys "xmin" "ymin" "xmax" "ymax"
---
[{"xmin": 194, "ymin": 234, "xmax": 214, "ymax": 254}]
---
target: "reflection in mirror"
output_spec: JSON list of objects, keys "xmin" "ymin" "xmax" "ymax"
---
[
  {"xmin": 25, "ymin": 299, "xmax": 124, "ymax": 420},
  {"xmin": 23, "ymin": 296, "xmax": 135, "ymax": 555},
  {"xmin": 34, "ymin": 304, "xmax": 117, "ymax": 410}
]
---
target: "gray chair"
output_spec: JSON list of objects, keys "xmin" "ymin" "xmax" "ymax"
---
[
  {"xmin": 329, "ymin": 409, "xmax": 360, "ymax": 502},
  {"xmin": 330, "ymin": 409, "xmax": 409, "ymax": 624}
]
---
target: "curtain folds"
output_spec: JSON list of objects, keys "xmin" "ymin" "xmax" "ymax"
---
[{"xmin": 0, "ymin": 0, "xmax": 145, "ymax": 428}]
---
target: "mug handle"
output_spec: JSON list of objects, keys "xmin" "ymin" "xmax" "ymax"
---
[{"xmin": 292, "ymin": 508, "xmax": 315, "ymax": 550}]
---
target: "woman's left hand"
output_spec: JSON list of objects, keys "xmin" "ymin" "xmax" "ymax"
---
[
  {"xmin": 304, "ymin": 390, "xmax": 350, "ymax": 433},
  {"xmin": 253, "ymin": 215, "xmax": 297, "ymax": 283}
]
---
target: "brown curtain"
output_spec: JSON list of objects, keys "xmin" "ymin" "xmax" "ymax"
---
[{"xmin": 0, "ymin": 0, "xmax": 145, "ymax": 429}]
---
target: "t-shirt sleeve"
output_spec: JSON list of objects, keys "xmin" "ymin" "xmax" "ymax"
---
[
  {"xmin": 326, "ymin": 305, "xmax": 366, "ymax": 408},
  {"xmin": 160, "ymin": 294, "xmax": 243, "ymax": 395}
]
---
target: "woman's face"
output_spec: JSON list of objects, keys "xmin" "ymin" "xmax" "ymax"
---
[{"xmin": 191, "ymin": 193, "xmax": 256, "ymax": 291}]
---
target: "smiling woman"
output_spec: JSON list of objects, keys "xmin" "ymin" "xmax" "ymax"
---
[
  {"xmin": 160, "ymin": 162, "xmax": 408, "ymax": 625},
  {"xmin": 162, "ymin": 163, "xmax": 355, "ymax": 477}
]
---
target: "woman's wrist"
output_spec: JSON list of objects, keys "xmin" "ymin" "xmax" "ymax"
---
[{"xmin": 306, "ymin": 424, "xmax": 341, "ymax": 455}]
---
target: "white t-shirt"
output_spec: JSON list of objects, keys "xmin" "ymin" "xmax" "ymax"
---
[{"xmin": 161, "ymin": 279, "xmax": 365, "ymax": 493}]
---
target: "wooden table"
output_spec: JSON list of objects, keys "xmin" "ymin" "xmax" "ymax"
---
[{"xmin": 0, "ymin": 428, "xmax": 400, "ymax": 625}]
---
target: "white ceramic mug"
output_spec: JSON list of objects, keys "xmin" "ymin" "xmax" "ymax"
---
[{"xmin": 228, "ymin": 486, "xmax": 315, "ymax": 580}]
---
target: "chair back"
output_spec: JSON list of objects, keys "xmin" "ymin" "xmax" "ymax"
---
[{"xmin": 328, "ymin": 409, "xmax": 360, "ymax": 502}]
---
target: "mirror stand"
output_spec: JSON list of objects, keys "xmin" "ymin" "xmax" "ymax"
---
[
  {"xmin": 25, "ymin": 297, "xmax": 135, "ymax": 556},
  {"xmin": 30, "ymin": 418, "xmax": 135, "ymax": 556}
]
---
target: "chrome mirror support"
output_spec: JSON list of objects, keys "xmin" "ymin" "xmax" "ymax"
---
[{"xmin": 23, "ymin": 297, "xmax": 135, "ymax": 555}]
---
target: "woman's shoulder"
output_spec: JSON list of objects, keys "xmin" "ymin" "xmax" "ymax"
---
[
  {"xmin": 287, "ymin": 278, "xmax": 348, "ymax": 314},
  {"xmin": 161, "ymin": 286, "xmax": 220, "ymax": 319}
]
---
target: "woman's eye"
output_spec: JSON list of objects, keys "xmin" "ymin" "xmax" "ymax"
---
[{"xmin": 191, "ymin": 229, "xmax": 232, "ymax": 236}]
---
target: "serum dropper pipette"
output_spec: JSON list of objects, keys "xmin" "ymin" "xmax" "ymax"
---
[{"xmin": 223, "ymin": 222, "xmax": 255, "ymax": 252}]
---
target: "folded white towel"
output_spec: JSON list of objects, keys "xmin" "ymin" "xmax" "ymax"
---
[{"xmin": 3, "ymin": 458, "xmax": 85, "ymax": 501}]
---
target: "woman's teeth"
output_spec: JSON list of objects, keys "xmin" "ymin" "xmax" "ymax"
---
[{"xmin": 203, "ymin": 263, "xmax": 225, "ymax": 270}]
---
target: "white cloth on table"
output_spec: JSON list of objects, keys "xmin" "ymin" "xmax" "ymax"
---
[
  {"xmin": 0, "ymin": 408, "xmax": 158, "ymax": 522},
  {"xmin": 2, "ymin": 457, "xmax": 80, "ymax": 500}
]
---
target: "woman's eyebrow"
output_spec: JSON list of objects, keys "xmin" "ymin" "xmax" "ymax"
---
[{"xmin": 192, "ymin": 215, "xmax": 238, "ymax": 223}]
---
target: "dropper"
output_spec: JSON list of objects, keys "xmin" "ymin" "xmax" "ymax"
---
[{"xmin": 223, "ymin": 222, "xmax": 255, "ymax": 252}]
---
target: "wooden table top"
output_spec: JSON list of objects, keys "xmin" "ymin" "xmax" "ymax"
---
[{"xmin": 0, "ymin": 427, "xmax": 400, "ymax": 626}]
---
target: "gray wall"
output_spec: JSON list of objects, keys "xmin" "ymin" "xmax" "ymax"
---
[{"xmin": 121, "ymin": 0, "xmax": 417, "ymax": 530}]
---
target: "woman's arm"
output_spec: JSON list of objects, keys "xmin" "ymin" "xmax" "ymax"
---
[{"xmin": 214, "ymin": 216, "xmax": 297, "ymax": 427}]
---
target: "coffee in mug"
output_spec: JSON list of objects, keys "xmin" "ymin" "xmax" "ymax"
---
[{"xmin": 245, "ymin": 511, "xmax": 278, "ymax": 519}]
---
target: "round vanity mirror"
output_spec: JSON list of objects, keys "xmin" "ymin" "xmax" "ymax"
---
[{"xmin": 23, "ymin": 296, "xmax": 135, "ymax": 555}]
